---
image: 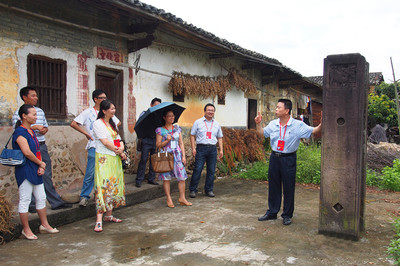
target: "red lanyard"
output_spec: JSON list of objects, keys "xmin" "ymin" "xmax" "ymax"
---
[
  {"xmin": 21, "ymin": 125, "xmax": 40, "ymax": 151},
  {"xmin": 279, "ymin": 119, "xmax": 289, "ymax": 140},
  {"xmin": 93, "ymin": 107, "xmax": 98, "ymax": 116},
  {"xmin": 163, "ymin": 126, "xmax": 173, "ymax": 135},
  {"xmin": 101, "ymin": 119, "xmax": 117, "ymax": 138},
  {"xmin": 204, "ymin": 120, "xmax": 213, "ymax": 132}
]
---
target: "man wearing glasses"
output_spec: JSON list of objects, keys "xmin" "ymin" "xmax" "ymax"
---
[{"xmin": 70, "ymin": 89, "xmax": 120, "ymax": 207}]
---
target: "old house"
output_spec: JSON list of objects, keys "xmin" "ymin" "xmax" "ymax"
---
[{"xmin": 0, "ymin": 0, "xmax": 322, "ymax": 209}]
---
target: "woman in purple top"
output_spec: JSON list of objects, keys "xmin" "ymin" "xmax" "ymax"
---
[
  {"xmin": 155, "ymin": 109, "xmax": 192, "ymax": 208},
  {"xmin": 12, "ymin": 104, "xmax": 59, "ymax": 240}
]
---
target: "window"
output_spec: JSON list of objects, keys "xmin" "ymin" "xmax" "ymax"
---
[
  {"xmin": 172, "ymin": 91, "xmax": 185, "ymax": 102},
  {"xmin": 27, "ymin": 54, "xmax": 67, "ymax": 119}
]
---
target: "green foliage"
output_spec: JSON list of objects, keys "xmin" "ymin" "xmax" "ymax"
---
[
  {"xmin": 296, "ymin": 142, "xmax": 321, "ymax": 184},
  {"xmin": 238, "ymin": 161, "xmax": 269, "ymax": 180},
  {"xmin": 366, "ymin": 159, "xmax": 400, "ymax": 192},
  {"xmin": 216, "ymin": 161, "xmax": 229, "ymax": 175},
  {"xmin": 368, "ymin": 93, "xmax": 398, "ymax": 128},
  {"xmin": 388, "ymin": 217, "xmax": 400, "ymax": 264},
  {"xmin": 366, "ymin": 168, "xmax": 382, "ymax": 187},
  {"xmin": 376, "ymin": 82, "xmax": 397, "ymax": 100},
  {"xmin": 381, "ymin": 159, "xmax": 400, "ymax": 191}
]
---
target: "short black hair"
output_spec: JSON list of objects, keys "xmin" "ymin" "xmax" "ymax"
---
[
  {"xmin": 19, "ymin": 86, "xmax": 37, "ymax": 101},
  {"xmin": 92, "ymin": 89, "xmax": 106, "ymax": 101},
  {"xmin": 151, "ymin": 97, "xmax": 162, "ymax": 105},
  {"xmin": 204, "ymin": 103, "xmax": 216, "ymax": 112},
  {"xmin": 278, "ymin": 99, "xmax": 292, "ymax": 115}
]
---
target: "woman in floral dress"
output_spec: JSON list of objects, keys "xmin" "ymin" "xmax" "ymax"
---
[
  {"xmin": 92, "ymin": 100, "xmax": 126, "ymax": 232},
  {"xmin": 155, "ymin": 109, "xmax": 192, "ymax": 208}
]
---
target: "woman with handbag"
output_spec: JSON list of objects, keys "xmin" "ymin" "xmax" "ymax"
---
[
  {"xmin": 92, "ymin": 100, "xmax": 126, "ymax": 232},
  {"xmin": 12, "ymin": 104, "xmax": 59, "ymax": 240},
  {"xmin": 155, "ymin": 109, "xmax": 192, "ymax": 208}
]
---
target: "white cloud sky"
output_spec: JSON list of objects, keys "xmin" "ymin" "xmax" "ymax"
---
[{"xmin": 142, "ymin": 0, "xmax": 400, "ymax": 82}]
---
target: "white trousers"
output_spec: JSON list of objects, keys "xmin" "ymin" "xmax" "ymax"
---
[{"xmin": 18, "ymin": 179, "xmax": 46, "ymax": 213}]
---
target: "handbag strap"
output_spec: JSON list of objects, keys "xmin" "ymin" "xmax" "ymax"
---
[{"xmin": 4, "ymin": 133, "xmax": 13, "ymax": 149}]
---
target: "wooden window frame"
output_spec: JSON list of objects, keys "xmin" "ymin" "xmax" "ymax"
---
[{"xmin": 27, "ymin": 54, "xmax": 67, "ymax": 119}]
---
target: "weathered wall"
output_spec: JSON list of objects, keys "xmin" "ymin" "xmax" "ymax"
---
[{"xmin": 0, "ymin": 2, "xmax": 317, "ymax": 213}]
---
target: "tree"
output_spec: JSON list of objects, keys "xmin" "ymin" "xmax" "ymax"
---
[
  {"xmin": 375, "ymin": 82, "xmax": 397, "ymax": 99},
  {"xmin": 368, "ymin": 93, "xmax": 398, "ymax": 128}
]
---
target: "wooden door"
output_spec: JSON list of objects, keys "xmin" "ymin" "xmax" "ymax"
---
[
  {"xmin": 95, "ymin": 67, "xmax": 124, "ymax": 139},
  {"xmin": 247, "ymin": 99, "xmax": 257, "ymax": 129}
]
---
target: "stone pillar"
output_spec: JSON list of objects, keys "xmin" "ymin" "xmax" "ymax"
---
[{"xmin": 319, "ymin": 53, "xmax": 368, "ymax": 240}]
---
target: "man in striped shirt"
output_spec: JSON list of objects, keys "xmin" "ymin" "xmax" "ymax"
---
[{"xmin": 12, "ymin": 87, "xmax": 71, "ymax": 212}]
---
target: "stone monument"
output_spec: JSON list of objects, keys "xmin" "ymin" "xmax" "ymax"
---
[{"xmin": 319, "ymin": 53, "xmax": 368, "ymax": 240}]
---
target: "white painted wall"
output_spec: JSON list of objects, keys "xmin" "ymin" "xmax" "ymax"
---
[{"xmin": 129, "ymin": 43, "xmax": 248, "ymax": 128}]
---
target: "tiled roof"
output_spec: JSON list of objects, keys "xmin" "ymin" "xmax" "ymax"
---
[
  {"xmin": 118, "ymin": 0, "xmax": 288, "ymax": 69},
  {"xmin": 307, "ymin": 73, "xmax": 384, "ymax": 86},
  {"xmin": 369, "ymin": 72, "xmax": 384, "ymax": 85}
]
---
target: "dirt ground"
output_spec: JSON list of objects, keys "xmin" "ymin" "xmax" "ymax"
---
[{"xmin": 0, "ymin": 177, "xmax": 399, "ymax": 265}]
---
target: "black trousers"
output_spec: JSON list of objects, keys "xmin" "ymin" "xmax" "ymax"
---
[
  {"xmin": 136, "ymin": 138, "xmax": 156, "ymax": 183},
  {"xmin": 267, "ymin": 152, "xmax": 297, "ymax": 218}
]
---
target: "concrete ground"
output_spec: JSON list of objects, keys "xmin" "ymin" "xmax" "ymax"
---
[{"xmin": 0, "ymin": 177, "xmax": 398, "ymax": 265}]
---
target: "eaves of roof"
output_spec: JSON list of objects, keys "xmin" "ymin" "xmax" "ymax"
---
[{"xmin": 107, "ymin": 0, "xmax": 320, "ymax": 88}]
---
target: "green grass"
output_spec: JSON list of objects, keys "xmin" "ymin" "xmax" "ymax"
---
[{"xmin": 388, "ymin": 217, "xmax": 400, "ymax": 264}]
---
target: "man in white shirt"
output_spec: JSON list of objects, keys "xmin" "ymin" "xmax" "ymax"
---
[
  {"xmin": 189, "ymin": 103, "xmax": 223, "ymax": 198},
  {"xmin": 70, "ymin": 90, "xmax": 120, "ymax": 207}
]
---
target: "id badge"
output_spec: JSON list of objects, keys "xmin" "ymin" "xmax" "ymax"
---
[
  {"xmin": 206, "ymin": 131, "xmax": 212, "ymax": 139},
  {"xmin": 36, "ymin": 151, "xmax": 42, "ymax": 161},
  {"xmin": 277, "ymin": 140, "xmax": 285, "ymax": 151},
  {"xmin": 113, "ymin": 139, "xmax": 121, "ymax": 147},
  {"xmin": 170, "ymin": 140, "xmax": 177, "ymax": 149}
]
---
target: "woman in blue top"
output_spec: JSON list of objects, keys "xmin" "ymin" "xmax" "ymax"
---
[
  {"xmin": 155, "ymin": 109, "xmax": 192, "ymax": 208},
  {"xmin": 13, "ymin": 104, "xmax": 59, "ymax": 240}
]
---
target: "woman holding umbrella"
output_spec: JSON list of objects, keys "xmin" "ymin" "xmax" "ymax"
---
[{"xmin": 155, "ymin": 109, "xmax": 192, "ymax": 208}]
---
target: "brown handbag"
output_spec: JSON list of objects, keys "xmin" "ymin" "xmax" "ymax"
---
[{"xmin": 151, "ymin": 150, "xmax": 174, "ymax": 173}]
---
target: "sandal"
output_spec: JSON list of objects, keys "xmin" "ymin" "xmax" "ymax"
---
[
  {"xmin": 94, "ymin": 222, "xmax": 103, "ymax": 232},
  {"xmin": 178, "ymin": 199, "xmax": 192, "ymax": 206},
  {"xmin": 103, "ymin": 215, "xmax": 122, "ymax": 223}
]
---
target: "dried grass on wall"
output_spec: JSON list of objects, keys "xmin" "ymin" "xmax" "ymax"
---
[
  {"xmin": 0, "ymin": 193, "xmax": 14, "ymax": 244},
  {"xmin": 168, "ymin": 68, "xmax": 257, "ymax": 99},
  {"xmin": 222, "ymin": 128, "xmax": 265, "ymax": 174}
]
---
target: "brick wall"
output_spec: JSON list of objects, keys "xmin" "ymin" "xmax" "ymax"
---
[{"xmin": 0, "ymin": 8, "xmax": 126, "ymax": 56}]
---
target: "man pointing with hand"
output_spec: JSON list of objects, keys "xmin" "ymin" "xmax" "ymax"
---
[{"xmin": 255, "ymin": 99, "xmax": 321, "ymax": 225}]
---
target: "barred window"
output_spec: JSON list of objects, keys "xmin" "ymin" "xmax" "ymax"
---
[{"xmin": 27, "ymin": 54, "xmax": 67, "ymax": 119}]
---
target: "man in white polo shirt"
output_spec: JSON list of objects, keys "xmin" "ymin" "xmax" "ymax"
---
[{"xmin": 189, "ymin": 103, "xmax": 223, "ymax": 198}]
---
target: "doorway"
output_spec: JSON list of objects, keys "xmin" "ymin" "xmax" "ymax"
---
[
  {"xmin": 248, "ymin": 99, "xmax": 257, "ymax": 129},
  {"xmin": 95, "ymin": 66, "xmax": 124, "ymax": 139}
]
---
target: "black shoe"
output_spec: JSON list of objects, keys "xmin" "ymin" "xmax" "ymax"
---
[
  {"xmin": 28, "ymin": 206, "xmax": 37, "ymax": 213},
  {"xmin": 205, "ymin": 191, "xmax": 215, "ymax": 197},
  {"xmin": 148, "ymin": 180, "xmax": 159, "ymax": 185},
  {"xmin": 51, "ymin": 203, "xmax": 72, "ymax": 210},
  {"xmin": 258, "ymin": 213, "xmax": 277, "ymax": 221},
  {"xmin": 283, "ymin": 217, "xmax": 292, "ymax": 225},
  {"xmin": 135, "ymin": 183, "xmax": 142, "ymax": 188},
  {"xmin": 189, "ymin": 191, "xmax": 196, "ymax": 198}
]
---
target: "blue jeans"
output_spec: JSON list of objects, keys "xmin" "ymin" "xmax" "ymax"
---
[
  {"xmin": 189, "ymin": 145, "xmax": 217, "ymax": 193},
  {"xmin": 80, "ymin": 148, "xmax": 95, "ymax": 199},
  {"xmin": 30, "ymin": 143, "xmax": 65, "ymax": 209}
]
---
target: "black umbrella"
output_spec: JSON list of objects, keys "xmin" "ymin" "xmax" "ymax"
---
[{"xmin": 134, "ymin": 102, "xmax": 186, "ymax": 139}]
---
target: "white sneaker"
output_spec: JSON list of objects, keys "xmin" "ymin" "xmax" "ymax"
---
[{"xmin": 79, "ymin": 197, "xmax": 88, "ymax": 207}]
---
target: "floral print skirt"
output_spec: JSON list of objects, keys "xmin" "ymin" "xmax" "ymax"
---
[{"xmin": 94, "ymin": 153, "xmax": 126, "ymax": 214}]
